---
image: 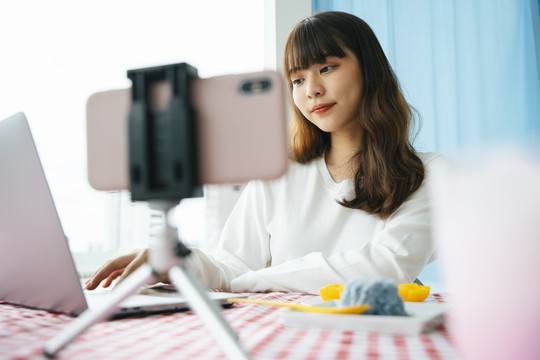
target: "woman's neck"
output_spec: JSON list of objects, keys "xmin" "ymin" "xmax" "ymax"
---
[{"xmin": 325, "ymin": 134, "xmax": 361, "ymax": 183}]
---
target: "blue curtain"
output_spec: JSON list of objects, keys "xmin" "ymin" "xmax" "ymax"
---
[
  {"xmin": 312, "ymin": 0, "xmax": 540, "ymax": 156},
  {"xmin": 312, "ymin": 0, "xmax": 540, "ymax": 287}
]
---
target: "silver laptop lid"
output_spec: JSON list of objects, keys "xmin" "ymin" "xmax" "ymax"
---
[{"xmin": 0, "ymin": 112, "xmax": 87, "ymax": 315}]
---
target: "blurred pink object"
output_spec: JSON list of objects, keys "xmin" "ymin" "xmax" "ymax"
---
[{"xmin": 432, "ymin": 148, "xmax": 540, "ymax": 360}]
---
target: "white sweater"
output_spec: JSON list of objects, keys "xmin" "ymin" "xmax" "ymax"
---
[{"xmin": 189, "ymin": 152, "xmax": 445, "ymax": 294}]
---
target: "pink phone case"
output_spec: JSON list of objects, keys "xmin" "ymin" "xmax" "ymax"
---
[{"xmin": 86, "ymin": 71, "xmax": 289, "ymax": 191}]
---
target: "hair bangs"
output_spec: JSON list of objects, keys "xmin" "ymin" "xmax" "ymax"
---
[{"xmin": 284, "ymin": 18, "xmax": 347, "ymax": 79}]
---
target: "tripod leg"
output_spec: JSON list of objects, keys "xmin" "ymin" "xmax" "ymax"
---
[
  {"xmin": 169, "ymin": 265, "xmax": 250, "ymax": 360},
  {"xmin": 44, "ymin": 264, "xmax": 155, "ymax": 358}
]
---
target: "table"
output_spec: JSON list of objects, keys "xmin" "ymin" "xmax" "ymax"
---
[{"xmin": 0, "ymin": 292, "xmax": 457, "ymax": 359}]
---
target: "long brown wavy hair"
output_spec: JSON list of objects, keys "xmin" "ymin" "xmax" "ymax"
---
[{"xmin": 283, "ymin": 11, "xmax": 424, "ymax": 219}]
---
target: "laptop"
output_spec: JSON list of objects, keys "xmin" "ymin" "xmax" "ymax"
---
[{"xmin": 0, "ymin": 112, "xmax": 244, "ymax": 317}]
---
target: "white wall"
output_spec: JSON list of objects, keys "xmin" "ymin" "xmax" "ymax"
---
[{"xmin": 263, "ymin": 0, "xmax": 312, "ymax": 71}]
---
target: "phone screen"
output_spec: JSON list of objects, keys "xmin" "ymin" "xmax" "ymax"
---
[{"xmin": 86, "ymin": 70, "xmax": 289, "ymax": 191}]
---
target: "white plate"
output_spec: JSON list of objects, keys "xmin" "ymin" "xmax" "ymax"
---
[{"xmin": 280, "ymin": 299, "xmax": 446, "ymax": 335}]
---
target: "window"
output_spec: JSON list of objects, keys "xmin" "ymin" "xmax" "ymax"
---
[{"xmin": 0, "ymin": 0, "xmax": 265, "ymax": 255}]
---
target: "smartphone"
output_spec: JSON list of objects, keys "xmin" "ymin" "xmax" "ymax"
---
[{"xmin": 86, "ymin": 70, "xmax": 289, "ymax": 191}]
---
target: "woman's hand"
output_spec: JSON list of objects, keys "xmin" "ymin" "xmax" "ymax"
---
[{"xmin": 84, "ymin": 248, "xmax": 148, "ymax": 290}]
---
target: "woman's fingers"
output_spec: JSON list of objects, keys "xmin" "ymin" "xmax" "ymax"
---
[
  {"xmin": 101, "ymin": 269, "xmax": 125, "ymax": 288},
  {"xmin": 84, "ymin": 249, "xmax": 145, "ymax": 290},
  {"xmin": 113, "ymin": 249, "xmax": 148, "ymax": 286}
]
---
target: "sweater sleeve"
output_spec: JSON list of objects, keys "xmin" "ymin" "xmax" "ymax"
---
[
  {"xmin": 187, "ymin": 179, "xmax": 273, "ymax": 291},
  {"xmin": 226, "ymin": 154, "xmax": 447, "ymax": 294}
]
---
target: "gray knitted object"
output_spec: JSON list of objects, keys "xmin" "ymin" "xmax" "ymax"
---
[{"xmin": 340, "ymin": 279, "xmax": 407, "ymax": 316}]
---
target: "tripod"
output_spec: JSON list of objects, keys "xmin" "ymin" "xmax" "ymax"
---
[
  {"xmin": 45, "ymin": 62, "xmax": 252, "ymax": 358},
  {"xmin": 44, "ymin": 200, "xmax": 250, "ymax": 359}
]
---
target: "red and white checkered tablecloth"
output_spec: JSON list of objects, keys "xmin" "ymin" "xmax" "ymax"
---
[{"xmin": 0, "ymin": 292, "xmax": 457, "ymax": 360}]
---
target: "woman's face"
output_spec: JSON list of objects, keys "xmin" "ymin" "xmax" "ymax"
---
[{"xmin": 290, "ymin": 48, "xmax": 363, "ymax": 137}]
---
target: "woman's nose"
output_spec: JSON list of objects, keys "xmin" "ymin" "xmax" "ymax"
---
[{"xmin": 306, "ymin": 78, "xmax": 324, "ymax": 98}]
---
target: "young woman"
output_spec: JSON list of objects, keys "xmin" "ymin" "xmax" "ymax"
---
[{"xmin": 86, "ymin": 11, "xmax": 444, "ymax": 295}]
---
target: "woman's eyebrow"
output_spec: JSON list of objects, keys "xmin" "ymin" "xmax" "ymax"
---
[
  {"xmin": 288, "ymin": 54, "xmax": 344, "ymax": 76},
  {"xmin": 288, "ymin": 60, "xmax": 325, "ymax": 76},
  {"xmin": 325, "ymin": 55, "xmax": 346, "ymax": 61}
]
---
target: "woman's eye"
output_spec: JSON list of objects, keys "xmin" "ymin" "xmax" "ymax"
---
[
  {"xmin": 291, "ymin": 78, "xmax": 303, "ymax": 86},
  {"xmin": 320, "ymin": 65, "xmax": 335, "ymax": 74}
]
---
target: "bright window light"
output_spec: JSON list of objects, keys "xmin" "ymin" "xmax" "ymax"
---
[{"xmin": 0, "ymin": 0, "xmax": 265, "ymax": 252}]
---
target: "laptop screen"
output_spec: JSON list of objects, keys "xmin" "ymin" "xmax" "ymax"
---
[{"xmin": 0, "ymin": 112, "xmax": 87, "ymax": 315}]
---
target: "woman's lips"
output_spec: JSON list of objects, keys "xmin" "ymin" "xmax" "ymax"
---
[{"xmin": 312, "ymin": 103, "xmax": 335, "ymax": 114}]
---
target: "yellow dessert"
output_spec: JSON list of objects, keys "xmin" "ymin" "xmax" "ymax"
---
[
  {"xmin": 398, "ymin": 283, "xmax": 430, "ymax": 302},
  {"xmin": 319, "ymin": 284, "xmax": 344, "ymax": 301}
]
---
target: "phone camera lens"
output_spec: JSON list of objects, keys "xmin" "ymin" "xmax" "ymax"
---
[{"xmin": 240, "ymin": 79, "xmax": 271, "ymax": 94}]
